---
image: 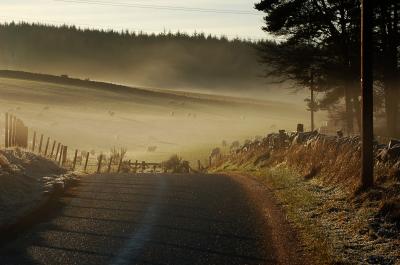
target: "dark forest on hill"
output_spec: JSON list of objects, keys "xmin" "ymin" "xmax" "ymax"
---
[{"xmin": 0, "ymin": 22, "xmax": 267, "ymax": 92}]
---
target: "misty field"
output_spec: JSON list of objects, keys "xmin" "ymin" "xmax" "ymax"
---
[{"xmin": 0, "ymin": 76, "xmax": 323, "ymax": 163}]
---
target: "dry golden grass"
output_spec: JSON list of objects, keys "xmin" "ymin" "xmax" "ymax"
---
[{"xmin": 209, "ymin": 134, "xmax": 400, "ymax": 264}]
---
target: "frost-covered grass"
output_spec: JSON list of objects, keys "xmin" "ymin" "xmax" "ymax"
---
[
  {"xmin": 0, "ymin": 148, "xmax": 76, "ymax": 226},
  {"xmin": 211, "ymin": 161, "xmax": 400, "ymax": 265}
]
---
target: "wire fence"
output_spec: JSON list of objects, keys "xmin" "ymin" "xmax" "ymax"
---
[{"xmin": 3, "ymin": 112, "xmax": 164, "ymax": 174}]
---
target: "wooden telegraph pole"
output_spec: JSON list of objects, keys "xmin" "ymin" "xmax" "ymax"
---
[
  {"xmin": 361, "ymin": 0, "xmax": 374, "ymax": 189},
  {"xmin": 310, "ymin": 71, "xmax": 315, "ymax": 132}
]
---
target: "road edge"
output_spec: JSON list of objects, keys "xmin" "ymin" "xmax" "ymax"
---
[
  {"xmin": 0, "ymin": 175, "xmax": 81, "ymax": 248},
  {"xmin": 221, "ymin": 171, "xmax": 309, "ymax": 265}
]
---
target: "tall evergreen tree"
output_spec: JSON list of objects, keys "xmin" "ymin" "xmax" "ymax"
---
[
  {"xmin": 255, "ymin": 0, "xmax": 362, "ymax": 134},
  {"xmin": 374, "ymin": 1, "xmax": 399, "ymax": 137},
  {"xmin": 256, "ymin": 0, "xmax": 400, "ymax": 137}
]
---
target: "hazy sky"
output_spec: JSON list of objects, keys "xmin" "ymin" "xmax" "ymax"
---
[{"xmin": 0, "ymin": 0, "xmax": 267, "ymax": 40}]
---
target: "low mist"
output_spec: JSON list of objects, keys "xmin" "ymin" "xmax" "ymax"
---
[{"xmin": 0, "ymin": 76, "xmax": 324, "ymax": 163}]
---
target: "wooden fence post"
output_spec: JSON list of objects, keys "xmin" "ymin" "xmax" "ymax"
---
[
  {"xmin": 9, "ymin": 115, "xmax": 12, "ymax": 147},
  {"xmin": 9, "ymin": 115, "xmax": 13, "ymax": 147},
  {"xmin": 62, "ymin": 146, "xmax": 68, "ymax": 166},
  {"xmin": 38, "ymin": 134, "xmax": 44, "ymax": 154},
  {"xmin": 15, "ymin": 119, "xmax": 21, "ymax": 147},
  {"xmin": 72, "ymin": 149, "xmax": 78, "ymax": 171},
  {"xmin": 135, "ymin": 160, "xmax": 138, "ymax": 172},
  {"xmin": 58, "ymin": 145, "xmax": 63, "ymax": 165},
  {"xmin": 127, "ymin": 160, "xmax": 131, "ymax": 173},
  {"xmin": 22, "ymin": 125, "xmax": 28, "ymax": 149},
  {"xmin": 84, "ymin": 152, "xmax": 90, "ymax": 172},
  {"xmin": 50, "ymin": 141, "xmax": 56, "ymax": 158},
  {"xmin": 44, "ymin": 137, "xmax": 50, "ymax": 156},
  {"xmin": 8, "ymin": 114, "xmax": 12, "ymax": 148},
  {"xmin": 32, "ymin": 131, "xmax": 36, "ymax": 152},
  {"xmin": 107, "ymin": 156, "xmax": 113, "ymax": 173},
  {"xmin": 16, "ymin": 119, "xmax": 25, "ymax": 148},
  {"xmin": 97, "ymin": 154, "xmax": 103, "ymax": 173},
  {"xmin": 12, "ymin": 116, "xmax": 17, "ymax": 146},
  {"xmin": 142, "ymin": 161, "xmax": 146, "ymax": 173},
  {"xmin": 55, "ymin": 143, "xmax": 61, "ymax": 161},
  {"xmin": 198, "ymin": 160, "xmax": 201, "ymax": 171},
  {"xmin": 5, "ymin": 113, "xmax": 9, "ymax": 148},
  {"xmin": 117, "ymin": 156, "xmax": 123, "ymax": 173},
  {"xmin": 297, "ymin": 123, "xmax": 304, "ymax": 133},
  {"xmin": 9, "ymin": 114, "xmax": 13, "ymax": 147}
]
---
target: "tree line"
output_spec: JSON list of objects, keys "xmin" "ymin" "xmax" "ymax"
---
[
  {"xmin": 0, "ymin": 22, "xmax": 266, "ymax": 92},
  {"xmin": 255, "ymin": 0, "xmax": 399, "ymax": 138}
]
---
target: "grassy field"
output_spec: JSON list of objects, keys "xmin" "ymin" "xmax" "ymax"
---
[{"xmin": 0, "ymin": 76, "xmax": 322, "ymax": 163}]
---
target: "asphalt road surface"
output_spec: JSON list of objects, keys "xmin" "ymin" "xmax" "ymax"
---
[{"xmin": 0, "ymin": 173, "xmax": 278, "ymax": 265}]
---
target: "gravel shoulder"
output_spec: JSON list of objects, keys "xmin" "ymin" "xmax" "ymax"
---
[{"xmin": 223, "ymin": 171, "xmax": 308, "ymax": 265}]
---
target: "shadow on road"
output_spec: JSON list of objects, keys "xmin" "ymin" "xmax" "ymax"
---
[{"xmin": 0, "ymin": 173, "xmax": 276, "ymax": 265}]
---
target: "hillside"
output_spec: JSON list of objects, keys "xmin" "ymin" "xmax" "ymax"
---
[
  {"xmin": 0, "ymin": 22, "xmax": 267, "ymax": 92},
  {"xmin": 0, "ymin": 72, "xmax": 320, "ymax": 163}
]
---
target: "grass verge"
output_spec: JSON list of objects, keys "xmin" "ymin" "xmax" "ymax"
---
[{"xmin": 211, "ymin": 162, "xmax": 399, "ymax": 265}]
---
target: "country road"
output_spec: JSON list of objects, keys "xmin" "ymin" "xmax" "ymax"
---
[{"xmin": 0, "ymin": 173, "xmax": 301, "ymax": 265}]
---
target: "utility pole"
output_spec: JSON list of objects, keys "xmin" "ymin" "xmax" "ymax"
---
[
  {"xmin": 361, "ymin": 0, "xmax": 374, "ymax": 189},
  {"xmin": 310, "ymin": 71, "xmax": 315, "ymax": 132}
]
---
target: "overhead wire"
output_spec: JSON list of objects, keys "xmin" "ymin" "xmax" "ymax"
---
[{"xmin": 53, "ymin": 0, "xmax": 260, "ymax": 16}]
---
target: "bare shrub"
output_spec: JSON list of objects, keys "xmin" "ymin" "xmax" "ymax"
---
[
  {"xmin": 230, "ymin": 141, "xmax": 240, "ymax": 150},
  {"xmin": 211, "ymin": 148, "xmax": 221, "ymax": 158},
  {"xmin": 162, "ymin": 154, "xmax": 189, "ymax": 173},
  {"xmin": 147, "ymin": 146, "xmax": 157, "ymax": 152},
  {"xmin": 110, "ymin": 147, "xmax": 127, "ymax": 162}
]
